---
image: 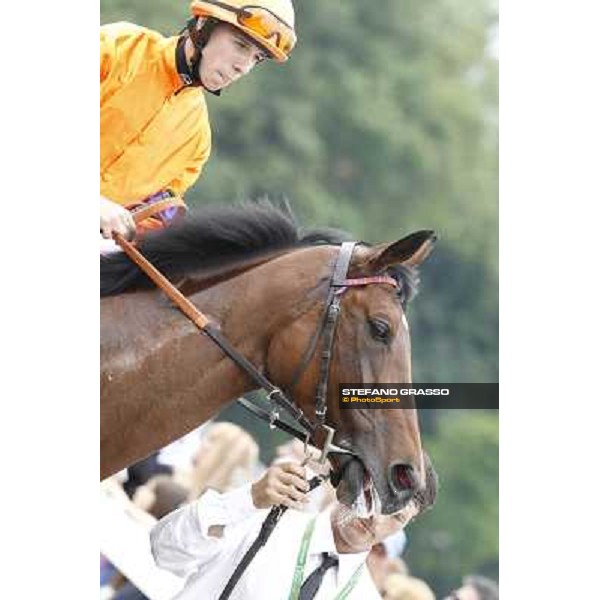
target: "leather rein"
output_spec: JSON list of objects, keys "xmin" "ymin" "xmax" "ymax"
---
[{"xmin": 112, "ymin": 229, "xmax": 398, "ymax": 600}]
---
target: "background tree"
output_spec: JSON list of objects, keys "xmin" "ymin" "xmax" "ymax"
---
[{"xmin": 407, "ymin": 410, "xmax": 499, "ymax": 592}]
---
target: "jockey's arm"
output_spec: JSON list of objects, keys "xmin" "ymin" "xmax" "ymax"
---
[{"xmin": 123, "ymin": 145, "xmax": 211, "ymax": 234}]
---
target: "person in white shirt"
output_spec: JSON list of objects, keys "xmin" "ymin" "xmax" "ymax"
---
[{"xmin": 150, "ymin": 458, "xmax": 437, "ymax": 600}]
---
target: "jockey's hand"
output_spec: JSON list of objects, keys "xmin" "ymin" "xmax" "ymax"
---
[
  {"xmin": 251, "ymin": 462, "xmax": 310, "ymax": 510},
  {"xmin": 100, "ymin": 196, "xmax": 136, "ymax": 241}
]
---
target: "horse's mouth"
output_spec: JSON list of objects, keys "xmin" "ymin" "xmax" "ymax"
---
[
  {"xmin": 330, "ymin": 454, "xmax": 416, "ymax": 516},
  {"xmin": 331, "ymin": 455, "xmax": 381, "ymax": 517}
]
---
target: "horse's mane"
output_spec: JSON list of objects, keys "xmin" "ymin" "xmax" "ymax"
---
[{"xmin": 100, "ymin": 200, "xmax": 419, "ymax": 304}]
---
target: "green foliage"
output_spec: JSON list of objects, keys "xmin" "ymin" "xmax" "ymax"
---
[
  {"xmin": 406, "ymin": 410, "xmax": 499, "ymax": 593},
  {"xmin": 101, "ymin": 0, "xmax": 498, "ymax": 589},
  {"xmin": 100, "ymin": 0, "xmax": 183, "ymax": 34}
]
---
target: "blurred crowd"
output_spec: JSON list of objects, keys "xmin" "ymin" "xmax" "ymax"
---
[{"xmin": 100, "ymin": 421, "xmax": 498, "ymax": 600}]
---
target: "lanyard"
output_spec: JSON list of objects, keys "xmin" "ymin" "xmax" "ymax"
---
[{"xmin": 287, "ymin": 517, "xmax": 365, "ymax": 600}]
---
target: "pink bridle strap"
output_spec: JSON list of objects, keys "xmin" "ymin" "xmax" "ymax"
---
[{"xmin": 334, "ymin": 275, "xmax": 398, "ymax": 295}]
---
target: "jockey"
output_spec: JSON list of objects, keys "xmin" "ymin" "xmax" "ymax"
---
[{"xmin": 100, "ymin": 0, "xmax": 297, "ymax": 241}]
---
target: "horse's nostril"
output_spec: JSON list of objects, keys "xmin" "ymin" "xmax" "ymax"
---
[{"xmin": 389, "ymin": 463, "xmax": 416, "ymax": 493}]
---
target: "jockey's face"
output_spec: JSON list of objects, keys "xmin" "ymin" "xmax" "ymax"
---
[
  {"xmin": 331, "ymin": 500, "xmax": 420, "ymax": 554},
  {"xmin": 200, "ymin": 23, "xmax": 268, "ymax": 91}
]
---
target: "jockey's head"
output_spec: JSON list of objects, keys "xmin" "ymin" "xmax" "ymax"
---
[{"xmin": 184, "ymin": 0, "xmax": 296, "ymax": 92}]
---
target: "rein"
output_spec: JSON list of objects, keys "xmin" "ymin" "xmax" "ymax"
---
[
  {"xmin": 111, "ymin": 230, "xmax": 398, "ymax": 599},
  {"xmin": 112, "ymin": 232, "xmax": 316, "ymax": 438}
]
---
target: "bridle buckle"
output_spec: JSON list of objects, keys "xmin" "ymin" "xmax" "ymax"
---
[
  {"xmin": 268, "ymin": 407, "xmax": 280, "ymax": 430},
  {"xmin": 266, "ymin": 388, "xmax": 283, "ymax": 429},
  {"xmin": 318, "ymin": 425, "xmax": 336, "ymax": 465}
]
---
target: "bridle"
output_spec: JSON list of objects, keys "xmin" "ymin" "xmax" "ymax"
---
[
  {"xmin": 113, "ymin": 234, "xmax": 397, "ymax": 457},
  {"xmin": 288, "ymin": 241, "xmax": 398, "ymax": 424},
  {"xmin": 237, "ymin": 241, "xmax": 398, "ymax": 451},
  {"xmin": 218, "ymin": 240, "xmax": 398, "ymax": 600}
]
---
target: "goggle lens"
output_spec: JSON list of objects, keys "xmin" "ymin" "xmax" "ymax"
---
[
  {"xmin": 193, "ymin": 2, "xmax": 296, "ymax": 57},
  {"xmin": 238, "ymin": 7, "xmax": 296, "ymax": 55}
]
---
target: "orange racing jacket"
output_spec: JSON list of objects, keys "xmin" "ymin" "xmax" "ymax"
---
[{"xmin": 100, "ymin": 22, "xmax": 212, "ymax": 231}]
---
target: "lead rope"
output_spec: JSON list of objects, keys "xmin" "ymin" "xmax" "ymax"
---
[{"xmin": 218, "ymin": 472, "xmax": 326, "ymax": 600}]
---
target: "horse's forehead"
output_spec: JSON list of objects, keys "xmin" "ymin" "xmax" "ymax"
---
[
  {"xmin": 347, "ymin": 285, "xmax": 402, "ymax": 318},
  {"xmin": 344, "ymin": 288, "xmax": 411, "ymax": 349}
]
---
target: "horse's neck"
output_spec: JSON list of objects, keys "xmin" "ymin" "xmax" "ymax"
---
[
  {"xmin": 100, "ymin": 246, "xmax": 334, "ymax": 479},
  {"xmin": 187, "ymin": 246, "xmax": 333, "ymax": 354},
  {"xmin": 174, "ymin": 251, "xmax": 290, "ymax": 297},
  {"xmin": 101, "ymin": 287, "xmax": 260, "ymax": 478}
]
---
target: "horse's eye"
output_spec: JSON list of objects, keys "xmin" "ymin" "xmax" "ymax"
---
[{"xmin": 369, "ymin": 317, "xmax": 391, "ymax": 343}]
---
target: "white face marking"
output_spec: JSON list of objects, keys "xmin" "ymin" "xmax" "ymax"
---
[{"xmin": 401, "ymin": 313, "xmax": 409, "ymax": 331}]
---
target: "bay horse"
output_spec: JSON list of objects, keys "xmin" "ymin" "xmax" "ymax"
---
[{"xmin": 101, "ymin": 201, "xmax": 436, "ymax": 515}]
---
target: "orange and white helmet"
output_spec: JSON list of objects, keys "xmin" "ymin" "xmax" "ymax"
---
[{"xmin": 189, "ymin": 0, "xmax": 296, "ymax": 62}]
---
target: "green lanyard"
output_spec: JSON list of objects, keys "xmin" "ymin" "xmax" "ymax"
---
[{"xmin": 287, "ymin": 517, "xmax": 365, "ymax": 600}]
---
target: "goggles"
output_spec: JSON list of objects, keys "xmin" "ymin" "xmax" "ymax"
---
[{"xmin": 194, "ymin": 0, "xmax": 297, "ymax": 58}]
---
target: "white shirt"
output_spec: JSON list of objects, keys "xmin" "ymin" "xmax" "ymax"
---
[{"xmin": 150, "ymin": 484, "xmax": 381, "ymax": 599}]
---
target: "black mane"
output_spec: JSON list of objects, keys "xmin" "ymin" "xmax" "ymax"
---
[
  {"xmin": 100, "ymin": 200, "xmax": 419, "ymax": 303},
  {"xmin": 101, "ymin": 201, "xmax": 346, "ymax": 296}
]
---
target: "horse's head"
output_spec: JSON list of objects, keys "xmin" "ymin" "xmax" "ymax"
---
[{"xmin": 267, "ymin": 230, "xmax": 436, "ymax": 516}]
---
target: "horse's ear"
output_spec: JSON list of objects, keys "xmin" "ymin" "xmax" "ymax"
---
[{"xmin": 362, "ymin": 230, "xmax": 437, "ymax": 272}]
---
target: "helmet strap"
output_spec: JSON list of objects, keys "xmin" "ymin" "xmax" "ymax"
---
[{"xmin": 175, "ymin": 17, "xmax": 222, "ymax": 96}]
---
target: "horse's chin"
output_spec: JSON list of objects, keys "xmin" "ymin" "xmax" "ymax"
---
[{"xmin": 334, "ymin": 457, "xmax": 381, "ymax": 518}]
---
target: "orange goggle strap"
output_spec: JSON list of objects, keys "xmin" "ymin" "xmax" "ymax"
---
[{"xmin": 191, "ymin": 1, "xmax": 296, "ymax": 60}]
